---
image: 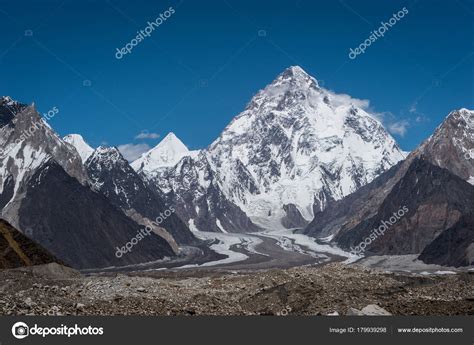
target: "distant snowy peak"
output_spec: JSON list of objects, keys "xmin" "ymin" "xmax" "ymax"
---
[
  {"xmin": 63, "ymin": 134, "xmax": 94, "ymax": 163},
  {"xmin": 131, "ymin": 132, "xmax": 199, "ymax": 176}
]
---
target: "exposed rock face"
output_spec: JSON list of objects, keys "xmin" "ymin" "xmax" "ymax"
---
[
  {"xmin": 0, "ymin": 219, "xmax": 60, "ymax": 269},
  {"xmin": 281, "ymin": 204, "xmax": 308, "ymax": 229},
  {"xmin": 17, "ymin": 160, "xmax": 175, "ymax": 269},
  {"xmin": 419, "ymin": 212, "xmax": 474, "ymax": 267},
  {"xmin": 335, "ymin": 158, "xmax": 474, "ymax": 257},
  {"xmin": 0, "ymin": 97, "xmax": 180, "ymax": 269},
  {"xmin": 303, "ymin": 159, "xmax": 404, "ymax": 239},
  {"xmin": 85, "ymin": 146, "xmax": 197, "ymax": 246},
  {"xmin": 0, "ymin": 99, "xmax": 87, "ymax": 229},
  {"xmin": 133, "ymin": 133, "xmax": 261, "ymax": 234},
  {"xmin": 155, "ymin": 153, "xmax": 262, "ymax": 233},
  {"xmin": 304, "ymin": 109, "xmax": 474, "ymax": 267},
  {"xmin": 417, "ymin": 109, "xmax": 474, "ymax": 181}
]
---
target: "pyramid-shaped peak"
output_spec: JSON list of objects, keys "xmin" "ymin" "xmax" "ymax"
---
[
  {"xmin": 283, "ymin": 65, "xmax": 308, "ymax": 76},
  {"xmin": 281, "ymin": 65, "xmax": 315, "ymax": 79},
  {"xmin": 131, "ymin": 132, "xmax": 196, "ymax": 172},
  {"xmin": 159, "ymin": 132, "xmax": 187, "ymax": 148},
  {"xmin": 157, "ymin": 132, "xmax": 187, "ymax": 151},
  {"xmin": 271, "ymin": 65, "xmax": 319, "ymax": 90},
  {"xmin": 151, "ymin": 132, "xmax": 190, "ymax": 157}
]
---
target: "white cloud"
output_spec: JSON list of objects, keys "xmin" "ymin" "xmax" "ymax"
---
[
  {"xmin": 135, "ymin": 131, "xmax": 160, "ymax": 140},
  {"xmin": 387, "ymin": 120, "xmax": 410, "ymax": 137},
  {"xmin": 408, "ymin": 102, "xmax": 429, "ymax": 123},
  {"xmin": 324, "ymin": 88, "xmax": 412, "ymax": 137},
  {"xmin": 326, "ymin": 91, "xmax": 370, "ymax": 110},
  {"xmin": 117, "ymin": 143, "xmax": 150, "ymax": 161},
  {"xmin": 369, "ymin": 111, "xmax": 411, "ymax": 137},
  {"xmin": 370, "ymin": 111, "xmax": 392, "ymax": 123}
]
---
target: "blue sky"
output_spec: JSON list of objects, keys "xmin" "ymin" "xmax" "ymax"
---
[{"xmin": 0, "ymin": 0, "xmax": 473, "ymax": 159}]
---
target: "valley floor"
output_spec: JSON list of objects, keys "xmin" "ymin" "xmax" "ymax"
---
[
  {"xmin": 1, "ymin": 229, "xmax": 472, "ymax": 316},
  {"xmin": 0, "ymin": 261, "xmax": 473, "ymax": 316}
]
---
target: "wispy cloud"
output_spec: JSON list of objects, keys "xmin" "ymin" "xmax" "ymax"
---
[
  {"xmin": 387, "ymin": 120, "xmax": 410, "ymax": 137},
  {"xmin": 325, "ymin": 90, "xmax": 413, "ymax": 138},
  {"xmin": 118, "ymin": 143, "xmax": 150, "ymax": 161},
  {"xmin": 409, "ymin": 101, "xmax": 429, "ymax": 123},
  {"xmin": 326, "ymin": 91, "xmax": 370, "ymax": 110},
  {"xmin": 135, "ymin": 131, "xmax": 160, "ymax": 140},
  {"xmin": 370, "ymin": 110, "xmax": 411, "ymax": 137}
]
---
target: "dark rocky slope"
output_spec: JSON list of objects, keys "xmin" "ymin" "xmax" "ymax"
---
[
  {"xmin": 419, "ymin": 212, "xmax": 474, "ymax": 267},
  {"xmin": 0, "ymin": 219, "xmax": 60, "ymax": 269},
  {"xmin": 156, "ymin": 154, "xmax": 262, "ymax": 233},
  {"xmin": 85, "ymin": 147, "xmax": 197, "ymax": 247},
  {"xmin": 18, "ymin": 160, "xmax": 175, "ymax": 269},
  {"xmin": 334, "ymin": 157, "xmax": 474, "ymax": 261}
]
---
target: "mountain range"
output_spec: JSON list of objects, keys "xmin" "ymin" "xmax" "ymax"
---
[{"xmin": 0, "ymin": 66, "xmax": 472, "ymax": 269}]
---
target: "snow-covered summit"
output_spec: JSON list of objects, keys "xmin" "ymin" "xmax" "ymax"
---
[
  {"xmin": 203, "ymin": 65, "xmax": 405, "ymax": 229},
  {"xmin": 85, "ymin": 146, "xmax": 132, "ymax": 177},
  {"xmin": 88, "ymin": 146, "xmax": 123, "ymax": 162},
  {"xmin": 135, "ymin": 66, "xmax": 406, "ymax": 232},
  {"xmin": 131, "ymin": 132, "xmax": 199, "ymax": 177},
  {"xmin": 63, "ymin": 134, "xmax": 94, "ymax": 163}
]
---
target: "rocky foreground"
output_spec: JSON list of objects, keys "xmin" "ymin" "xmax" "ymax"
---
[{"xmin": 0, "ymin": 262, "xmax": 472, "ymax": 316}]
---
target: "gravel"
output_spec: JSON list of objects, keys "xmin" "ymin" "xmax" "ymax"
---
[{"xmin": 0, "ymin": 263, "xmax": 472, "ymax": 316}]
